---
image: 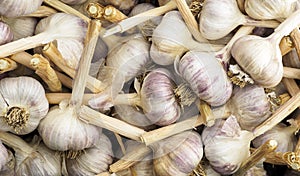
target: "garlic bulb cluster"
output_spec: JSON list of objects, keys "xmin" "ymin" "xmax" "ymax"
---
[
  {"xmin": 0, "ymin": 0, "xmax": 43, "ymax": 17},
  {"xmin": 66, "ymin": 133, "xmax": 113, "ymax": 175},
  {"xmin": 0, "ymin": 76, "xmax": 49, "ymax": 134},
  {"xmin": 61, "ymin": 0, "xmax": 88, "ymax": 5},
  {"xmin": 245, "ymin": 0, "xmax": 297, "ymax": 21},
  {"xmin": 153, "ymin": 131, "xmax": 203, "ymax": 175},
  {"xmin": 252, "ymin": 123, "xmax": 297, "ymax": 152},
  {"xmin": 140, "ymin": 68, "xmax": 181, "ymax": 126},
  {"xmin": 175, "ymin": 51, "xmax": 232, "ymax": 106},
  {"xmin": 202, "ymin": 115, "xmax": 254, "ymax": 175},
  {"xmin": 0, "ymin": 140, "xmax": 8, "ymax": 171},
  {"xmin": 0, "ymin": 22, "xmax": 13, "ymax": 45}
]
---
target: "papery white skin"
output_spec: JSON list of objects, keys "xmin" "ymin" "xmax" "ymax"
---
[
  {"xmin": 175, "ymin": 51, "xmax": 232, "ymax": 106},
  {"xmin": 0, "ymin": 22, "xmax": 13, "ymax": 45},
  {"xmin": 153, "ymin": 131, "xmax": 203, "ymax": 176},
  {"xmin": 202, "ymin": 116, "xmax": 253, "ymax": 175},
  {"xmin": 140, "ymin": 68, "xmax": 181, "ymax": 126},
  {"xmin": 89, "ymin": 37, "xmax": 108, "ymax": 77},
  {"xmin": 3, "ymin": 17, "xmax": 37, "ymax": 41},
  {"xmin": 0, "ymin": 0, "xmax": 43, "ymax": 17},
  {"xmin": 61, "ymin": 0, "xmax": 88, "ymax": 5},
  {"xmin": 252, "ymin": 123, "xmax": 297, "ymax": 153},
  {"xmin": 38, "ymin": 100, "xmax": 102, "ymax": 151},
  {"xmin": 66, "ymin": 133, "xmax": 113, "ymax": 175},
  {"xmin": 0, "ymin": 76, "xmax": 49, "ymax": 135},
  {"xmin": 245, "ymin": 0, "xmax": 297, "ymax": 21},
  {"xmin": 0, "ymin": 140, "xmax": 8, "ymax": 171},
  {"xmin": 203, "ymin": 163, "xmax": 221, "ymax": 176}
]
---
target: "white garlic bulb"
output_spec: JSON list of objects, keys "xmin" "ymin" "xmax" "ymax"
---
[
  {"xmin": 140, "ymin": 68, "xmax": 181, "ymax": 126},
  {"xmin": 202, "ymin": 115, "xmax": 254, "ymax": 175},
  {"xmin": 153, "ymin": 131, "xmax": 203, "ymax": 175},
  {"xmin": 66, "ymin": 133, "xmax": 113, "ymax": 175},
  {"xmin": 175, "ymin": 51, "xmax": 232, "ymax": 106},
  {"xmin": 38, "ymin": 100, "xmax": 102, "ymax": 152},
  {"xmin": 0, "ymin": 0, "xmax": 43, "ymax": 17},
  {"xmin": 0, "ymin": 76, "xmax": 49, "ymax": 134},
  {"xmin": 3, "ymin": 17, "xmax": 37, "ymax": 41},
  {"xmin": 199, "ymin": 0, "xmax": 279, "ymax": 40},
  {"xmin": 0, "ymin": 140, "xmax": 8, "ymax": 172},
  {"xmin": 245, "ymin": 0, "xmax": 297, "ymax": 21},
  {"xmin": 0, "ymin": 22, "xmax": 13, "ymax": 45},
  {"xmin": 252, "ymin": 123, "xmax": 297, "ymax": 153},
  {"xmin": 61, "ymin": 0, "xmax": 88, "ymax": 5}
]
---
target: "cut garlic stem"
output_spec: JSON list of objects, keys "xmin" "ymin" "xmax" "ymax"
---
[
  {"xmin": 69, "ymin": 20, "xmax": 101, "ymax": 108},
  {"xmin": 24, "ymin": 5, "xmax": 57, "ymax": 17},
  {"xmin": 54, "ymin": 72, "xmax": 73, "ymax": 89},
  {"xmin": 43, "ymin": 0, "xmax": 90, "ymax": 22},
  {"xmin": 283, "ymin": 67, "xmax": 300, "ymax": 80},
  {"xmin": 172, "ymin": 0, "xmax": 205, "ymax": 42},
  {"xmin": 0, "ymin": 58, "xmax": 17, "ymax": 74},
  {"xmin": 87, "ymin": 3, "xmax": 128, "ymax": 23},
  {"xmin": 233, "ymin": 140, "xmax": 278, "ymax": 176},
  {"xmin": 46, "ymin": 93, "xmax": 94, "ymax": 104},
  {"xmin": 280, "ymin": 36, "xmax": 294, "ymax": 56},
  {"xmin": 196, "ymin": 100, "xmax": 215, "ymax": 127},
  {"xmin": 79, "ymin": 105, "xmax": 146, "ymax": 141},
  {"xmin": 253, "ymin": 91, "xmax": 300, "ymax": 137},
  {"xmin": 109, "ymin": 144, "xmax": 152, "ymax": 173},
  {"xmin": 30, "ymin": 54, "xmax": 62, "ymax": 92},
  {"xmin": 112, "ymin": 93, "xmax": 141, "ymax": 107},
  {"xmin": 103, "ymin": 1, "xmax": 177, "ymax": 37},
  {"xmin": 42, "ymin": 42, "xmax": 107, "ymax": 93},
  {"xmin": 0, "ymin": 131, "xmax": 33, "ymax": 154}
]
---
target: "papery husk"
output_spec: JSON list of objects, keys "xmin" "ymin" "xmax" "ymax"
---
[
  {"xmin": 0, "ymin": 21, "xmax": 13, "ymax": 45},
  {"xmin": 3, "ymin": 17, "xmax": 37, "ymax": 41}
]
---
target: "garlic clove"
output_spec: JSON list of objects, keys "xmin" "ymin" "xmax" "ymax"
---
[
  {"xmin": 0, "ymin": 22, "xmax": 13, "ymax": 45},
  {"xmin": 0, "ymin": 0, "xmax": 43, "ymax": 17},
  {"xmin": 0, "ymin": 76, "xmax": 49, "ymax": 134}
]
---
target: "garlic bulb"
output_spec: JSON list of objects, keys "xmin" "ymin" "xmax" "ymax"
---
[
  {"xmin": 151, "ymin": 11, "xmax": 211, "ymax": 65},
  {"xmin": 140, "ymin": 68, "xmax": 181, "ymax": 126},
  {"xmin": 252, "ymin": 123, "xmax": 297, "ymax": 153},
  {"xmin": 202, "ymin": 115, "xmax": 254, "ymax": 175},
  {"xmin": 0, "ymin": 76, "xmax": 49, "ymax": 134},
  {"xmin": 103, "ymin": 0, "xmax": 138, "ymax": 14},
  {"xmin": 38, "ymin": 100, "xmax": 102, "ymax": 151},
  {"xmin": 0, "ymin": 150, "xmax": 15, "ymax": 176},
  {"xmin": 175, "ymin": 51, "xmax": 232, "ymax": 106},
  {"xmin": 66, "ymin": 133, "xmax": 113, "ymax": 175},
  {"xmin": 0, "ymin": 22, "xmax": 13, "ymax": 45},
  {"xmin": 3, "ymin": 17, "xmax": 38, "ymax": 41},
  {"xmin": 245, "ymin": 0, "xmax": 297, "ymax": 21},
  {"xmin": 0, "ymin": 140, "xmax": 8, "ymax": 171},
  {"xmin": 153, "ymin": 131, "xmax": 203, "ymax": 175},
  {"xmin": 231, "ymin": 9, "xmax": 300, "ymax": 88},
  {"xmin": 0, "ymin": 0, "xmax": 43, "ymax": 17},
  {"xmin": 0, "ymin": 132, "xmax": 61, "ymax": 176},
  {"xmin": 61, "ymin": 0, "xmax": 88, "ymax": 5},
  {"xmin": 199, "ymin": 0, "xmax": 279, "ymax": 40}
]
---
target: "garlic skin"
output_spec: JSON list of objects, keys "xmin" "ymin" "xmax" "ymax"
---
[
  {"xmin": 245, "ymin": 0, "xmax": 297, "ymax": 21},
  {"xmin": 153, "ymin": 131, "xmax": 203, "ymax": 175},
  {"xmin": 3, "ymin": 17, "xmax": 37, "ymax": 41},
  {"xmin": 0, "ymin": 76, "xmax": 49, "ymax": 134},
  {"xmin": 89, "ymin": 37, "xmax": 108, "ymax": 77},
  {"xmin": 140, "ymin": 68, "xmax": 181, "ymax": 126},
  {"xmin": 252, "ymin": 123, "xmax": 297, "ymax": 153},
  {"xmin": 0, "ymin": 150, "xmax": 15, "ymax": 176},
  {"xmin": 38, "ymin": 100, "xmax": 102, "ymax": 152},
  {"xmin": 0, "ymin": 140, "xmax": 8, "ymax": 171},
  {"xmin": 202, "ymin": 115, "xmax": 253, "ymax": 175},
  {"xmin": 61, "ymin": 0, "xmax": 88, "ymax": 5},
  {"xmin": 175, "ymin": 51, "xmax": 232, "ymax": 106},
  {"xmin": 66, "ymin": 133, "xmax": 113, "ymax": 175},
  {"xmin": 0, "ymin": 22, "xmax": 13, "ymax": 45},
  {"xmin": 0, "ymin": 0, "xmax": 43, "ymax": 17}
]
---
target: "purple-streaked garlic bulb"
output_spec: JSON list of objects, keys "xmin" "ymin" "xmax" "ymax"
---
[
  {"xmin": 61, "ymin": 0, "xmax": 88, "ymax": 5},
  {"xmin": 175, "ymin": 51, "xmax": 232, "ymax": 106},
  {"xmin": 202, "ymin": 115, "xmax": 254, "ymax": 175},
  {"xmin": 0, "ymin": 22, "xmax": 13, "ymax": 45},
  {"xmin": 140, "ymin": 68, "xmax": 181, "ymax": 126},
  {"xmin": 0, "ymin": 76, "xmax": 49, "ymax": 135},
  {"xmin": 245, "ymin": 0, "xmax": 297, "ymax": 21},
  {"xmin": 66, "ymin": 133, "xmax": 113, "ymax": 175},
  {"xmin": 153, "ymin": 131, "xmax": 203, "ymax": 175},
  {"xmin": 252, "ymin": 123, "xmax": 297, "ymax": 153},
  {"xmin": 231, "ymin": 10, "xmax": 300, "ymax": 88},
  {"xmin": 3, "ymin": 17, "xmax": 37, "ymax": 41},
  {"xmin": 0, "ymin": 0, "xmax": 43, "ymax": 17},
  {"xmin": 0, "ymin": 140, "xmax": 8, "ymax": 171}
]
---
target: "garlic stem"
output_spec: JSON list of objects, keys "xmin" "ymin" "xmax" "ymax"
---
[
  {"xmin": 196, "ymin": 100, "xmax": 215, "ymax": 127},
  {"xmin": 55, "ymin": 71, "xmax": 73, "ymax": 89},
  {"xmin": 283, "ymin": 67, "xmax": 300, "ymax": 80},
  {"xmin": 43, "ymin": 0, "xmax": 90, "ymax": 22},
  {"xmin": 25, "ymin": 5, "xmax": 57, "ymax": 17},
  {"xmin": 103, "ymin": 1, "xmax": 177, "ymax": 37},
  {"xmin": 290, "ymin": 28, "xmax": 300, "ymax": 57},
  {"xmin": 30, "ymin": 54, "xmax": 62, "ymax": 92},
  {"xmin": 69, "ymin": 20, "xmax": 101, "ymax": 108},
  {"xmin": 0, "ymin": 132, "xmax": 33, "ymax": 154},
  {"xmin": 113, "ymin": 93, "xmax": 141, "ymax": 107},
  {"xmin": 233, "ymin": 140, "xmax": 278, "ymax": 176},
  {"xmin": 46, "ymin": 93, "xmax": 94, "ymax": 104},
  {"xmin": 0, "ymin": 58, "xmax": 17, "ymax": 74},
  {"xmin": 109, "ymin": 144, "xmax": 151, "ymax": 173},
  {"xmin": 243, "ymin": 16, "xmax": 280, "ymax": 28},
  {"xmin": 79, "ymin": 105, "xmax": 146, "ymax": 141},
  {"xmin": 280, "ymin": 36, "xmax": 294, "ymax": 55}
]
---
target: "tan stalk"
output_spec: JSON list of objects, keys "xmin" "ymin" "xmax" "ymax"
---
[
  {"xmin": 46, "ymin": 93, "xmax": 94, "ymax": 105},
  {"xmin": 54, "ymin": 72, "xmax": 73, "ymax": 89},
  {"xmin": 290, "ymin": 28, "xmax": 300, "ymax": 59},
  {"xmin": 283, "ymin": 67, "xmax": 300, "ymax": 80},
  {"xmin": 0, "ymin": 58, "xmax": 17, "ymax": 74},
  {"xmin": 24, "ymin": 5, "xmax": 57, "ymax": 17},
  {"xmin": 196, "ymin": 99, "xmax": 215, "ymax": 127},
  {"xmin": 279, "ymin": 36, "xmax": 294, "ymax": 56}
]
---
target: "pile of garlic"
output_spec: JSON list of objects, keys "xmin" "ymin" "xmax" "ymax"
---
[{"xmin": 0, "ymin": 0, "xmax": 300, "ymax": 175}]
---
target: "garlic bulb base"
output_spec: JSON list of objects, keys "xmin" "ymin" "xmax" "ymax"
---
[
  {"xmin": 4, "ymin": 107, "xmax": 29, "ymax": 133},
  {"xmin": 227, "ymin": 64, "xmax": 254, "ymax": 88},
  {"xmin": 65, "ymin": 149, "xmax": 85, "ymax": 159},
  {"xmin": 174, "ymin": 83, "xmax": 197, "ymax": 106}
]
